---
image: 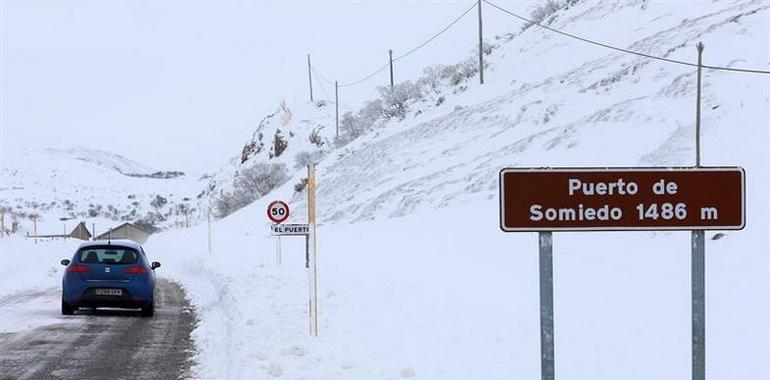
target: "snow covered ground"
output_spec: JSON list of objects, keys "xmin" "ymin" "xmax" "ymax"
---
[
  {"xmin": 1, "ymin": 0, "xmax": 768, "ymax": 379},
  {"xmin": 144, "ymin": 195, "xmax": 767, "ymax": 379},
  {"xmin": 0, "ymin": 238, "xmax": 82, "ymax": 333}
]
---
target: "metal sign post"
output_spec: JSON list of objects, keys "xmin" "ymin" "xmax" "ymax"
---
[
  {"xmin": 692, "ymin": 41, "xmax": 706, "ymax": 380},
  {"xmin": 274, "ymin": 233, "xmax": 281, "ymax": 265},
  {"xmin": 499, "ymin": 166, "xmax": 745, "ymax": 380},
  {"xmin": 539, "ymin": 231, "xmax": 554, "ymax": 380},
  {"xmin": 267, "ymin": 200, "xmax": 291, "ymax": 268}
]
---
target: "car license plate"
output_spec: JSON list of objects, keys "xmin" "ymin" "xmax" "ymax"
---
[{"xmin": 95, "ymin": 288, "xmax": 122, "ymax": 296}]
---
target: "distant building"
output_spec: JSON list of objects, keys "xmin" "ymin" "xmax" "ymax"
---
[
  {"xmin": 69, "ymin": 222, "xmax": 92, "ymax": 240},
  {"xmin": 95, "ymin": 222, "xmax": 153, "ymax": 244}
]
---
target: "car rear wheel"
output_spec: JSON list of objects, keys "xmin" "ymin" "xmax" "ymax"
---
[
  {"xmin": 61, "ymin": 300, "xmax": 75, "ymax": 315},
  {"xmin": 140, "ymin": 302, "xmax": 154, "ymax": 317}
]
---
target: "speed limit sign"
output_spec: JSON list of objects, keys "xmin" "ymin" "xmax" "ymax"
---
[{"xmin": 267, "ymin": 200, "xmax": 290, "ymax": 224}]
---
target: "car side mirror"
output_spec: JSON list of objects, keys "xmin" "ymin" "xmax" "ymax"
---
[
  {"xmin": 61, "ymin": 259, "xmax": 71, "ymax": 266},
  {"xmin": 151, "ymin": 261, "xmax": 161, "ymax": 270}
]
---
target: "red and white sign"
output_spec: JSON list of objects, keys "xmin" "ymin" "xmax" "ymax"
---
[{"xmin": 267, "ymin": 200, "xmax": 290, "ymax": 224}]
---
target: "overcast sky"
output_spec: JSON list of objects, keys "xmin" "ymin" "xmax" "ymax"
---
[{"xmin": 1, "ymin": 0, "xmax": 528, "ymax": 174}]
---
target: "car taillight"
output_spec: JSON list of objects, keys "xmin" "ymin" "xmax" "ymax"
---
[
  {"xmin": 123, "ymin": 266, "xmax": 148, "ymax": 274},
  {"xmin": 67, "ymin": 264, "xmax": 91, "ymax": 273}
]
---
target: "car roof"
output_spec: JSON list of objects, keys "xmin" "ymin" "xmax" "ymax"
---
[{"xmin": 77, "ymin": 239, "xmax": 143, "ymax": 251}]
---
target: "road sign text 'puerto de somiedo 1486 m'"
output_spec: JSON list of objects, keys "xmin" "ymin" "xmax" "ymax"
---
[
  {"xmin": 500, "ymin": 167, "xmax": 744, "ymax": 231},
  {"xmin": 499, "ymin": 166, "xmax": 744, "ymax": 380}
]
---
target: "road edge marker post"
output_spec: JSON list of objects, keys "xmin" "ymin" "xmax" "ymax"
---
[{"xmin": 307, "ymin": 164, "xmax": 319, "ymax": 337}]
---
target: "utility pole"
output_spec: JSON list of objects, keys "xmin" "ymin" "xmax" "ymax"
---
[
  {"xmin": 389, "ymin": 49, "xmax": 394, "ymax": 90},
  {"xmin": 691, "ymin": 41, "xmax": 705, "ymax": 380},
  {"xmin": 33, "ymin": 216, "xmax": 38, "ymax": 244},
  {"xmin": 307, "ymin": 54, "xmax": 314, "ymax": 102},
  {"xmin": 695, "ymin": 42, "xmax": 704, "ymax": 167},
  {"xmin": 92, "ymin": 223, "xmax": 96, "ymax": 240},
  {"xmin": 478, "ymin": 0, "xmax": 484, "ymax": 85},
  {"xmin": 335, "ymin": 81, "xmax": 339, "ymax": 138},
  {"xmin": 208, "ymin": 205, "xmax": 213, "ymax": 254}
]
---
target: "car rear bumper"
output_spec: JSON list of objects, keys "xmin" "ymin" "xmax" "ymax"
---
[
  {"xmin": 72, "ymin": 288, "xmax": 153, "ymax": 308},
  {"xmin": 63, "ymin": 277, "xmax": 154, "ymax": 308}
]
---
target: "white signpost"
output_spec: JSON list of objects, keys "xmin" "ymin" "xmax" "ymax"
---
[
  {"xmin": 265, "ymin": 166, "xmax": 319, "ymax": 337},
  {"xmin": 267, "ymin": 200, "xmax": 290, "ymax": 265}
]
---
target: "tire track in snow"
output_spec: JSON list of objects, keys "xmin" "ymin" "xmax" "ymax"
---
[{"xmin": 0, "ymin": 279, "xmax": 196, "ymax": 380}]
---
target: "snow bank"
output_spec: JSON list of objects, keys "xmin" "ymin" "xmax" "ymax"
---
[{"xmin": 0, "ymin": 237, "xmax": 82, "ymax": 333}]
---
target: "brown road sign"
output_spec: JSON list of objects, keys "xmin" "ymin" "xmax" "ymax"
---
[{"xmin": 499, "ymin": 167, "xmax": 745, "ymax": 231}]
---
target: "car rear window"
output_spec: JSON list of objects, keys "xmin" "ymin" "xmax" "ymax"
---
[{"xmin": 78, "ymin": 247, "xmax": 138, "ymax": 264}]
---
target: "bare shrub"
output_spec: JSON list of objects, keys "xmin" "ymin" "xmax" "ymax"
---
[
  {"xmin": 294, "ymin": 151, "xmax": 325, "ymax": 169},
  {"xmin": 309, "ymin": 127, "xmax": 324, "ymax": 147},
  {"xmin": 215, "ymin": 163, "xmax": 289, "ymax": 217},
  {"xmin": 339, "ymin": 99, "xmax": 384, "ymax": 143},
  {"xmin": 378, "ymin": 81, "xmax": 422, "ymax": 120},
  {"xmin": 417, "ymin": 66, "xmax": 444, "ymax": 94},
  {"xmin": 271, "ymin": 129, "xmax": 288, "ymax": 158}
]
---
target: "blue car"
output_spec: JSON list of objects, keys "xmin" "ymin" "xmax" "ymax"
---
[{"xmin": 60, "ymin": 240, "xmax": 161, "ymax": 317}]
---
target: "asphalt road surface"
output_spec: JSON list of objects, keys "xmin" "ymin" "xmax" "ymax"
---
[{"xmin": 0, "ymin": 279, "xmax": 195, "ymax": 380}]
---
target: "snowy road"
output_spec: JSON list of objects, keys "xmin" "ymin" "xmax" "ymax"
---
[{"xmin": 0, "ymin": 279, "xmax": 195, "ymax": 380}]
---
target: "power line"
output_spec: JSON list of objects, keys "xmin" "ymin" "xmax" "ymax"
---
[
  {"xmin": 312, "ymin": 70, "xmax": 355, "ymax": 109},
  {"xmin": 393, "ymin": 2, "xmax": 477, "ymax": 62},
  {"xmin": 313, "ymin": 1, "xmax": 477, "ymax": 88},
  {"xmin": 312, "ymin": 71, "xmax": 334, "ymax": 103},
  {"xmin": 310, "ymin": 64, "xmax": 335, "ymax": 86},
  {"xmin": 339, "ymin": 63, "xmax": 390, "ymax": 88},
  {"xmin": 483, "ymin": 0, "xmax": 770, "ymax": 75}
]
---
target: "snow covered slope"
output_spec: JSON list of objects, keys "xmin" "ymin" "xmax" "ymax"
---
[
  {"xmin": 0, "ymin": 146, "xmax": 202, "ymax": 233},
  {"xmin": 144, "ymin": 1, "xmax": 768, "ymax": 379},
  {"xmin": 2, "ymin": 0, "xmax": 767, "ymax": 379}
]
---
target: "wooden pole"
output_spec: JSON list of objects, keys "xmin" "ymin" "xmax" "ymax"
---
[
  {"xmin": 389, "ymin": 49, "xmax": 394, "ymax": 89},
  {"xmin": 33, "ymin": 216, "xmax": 38, "ymax": 244},
  {"xmin": 307, "ymin": 54, "xmax": 314, "ymax": 102},
  {"xmin": 208, "ymin": 206, "xmax": 213, "ymax": 254},
  {"xmin": 307, "ymin": 164, "xmax": 319, "ymax": 337},
  {"xmin": 335, "ymin": 81, "xmax": 339, "ymax": 138},
  {"xmin": 478, "ymin": 0, "xmax": 484, "ymax": 85},
  {"xmin": 0, "ymin": 212, "xmax": 4, "ymax": 238}
]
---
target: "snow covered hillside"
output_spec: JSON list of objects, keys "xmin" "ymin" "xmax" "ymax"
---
[
  {"xmin": 1, "ymin": 0, "xmax": 767, "ymax": 379},
  {"xmin": 146, "ymin": 1, "xmax": 769, "ymax": 379},
  {"xmin": 0, "ymin": 146, "xmax": 201, "ymax": 234}
]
